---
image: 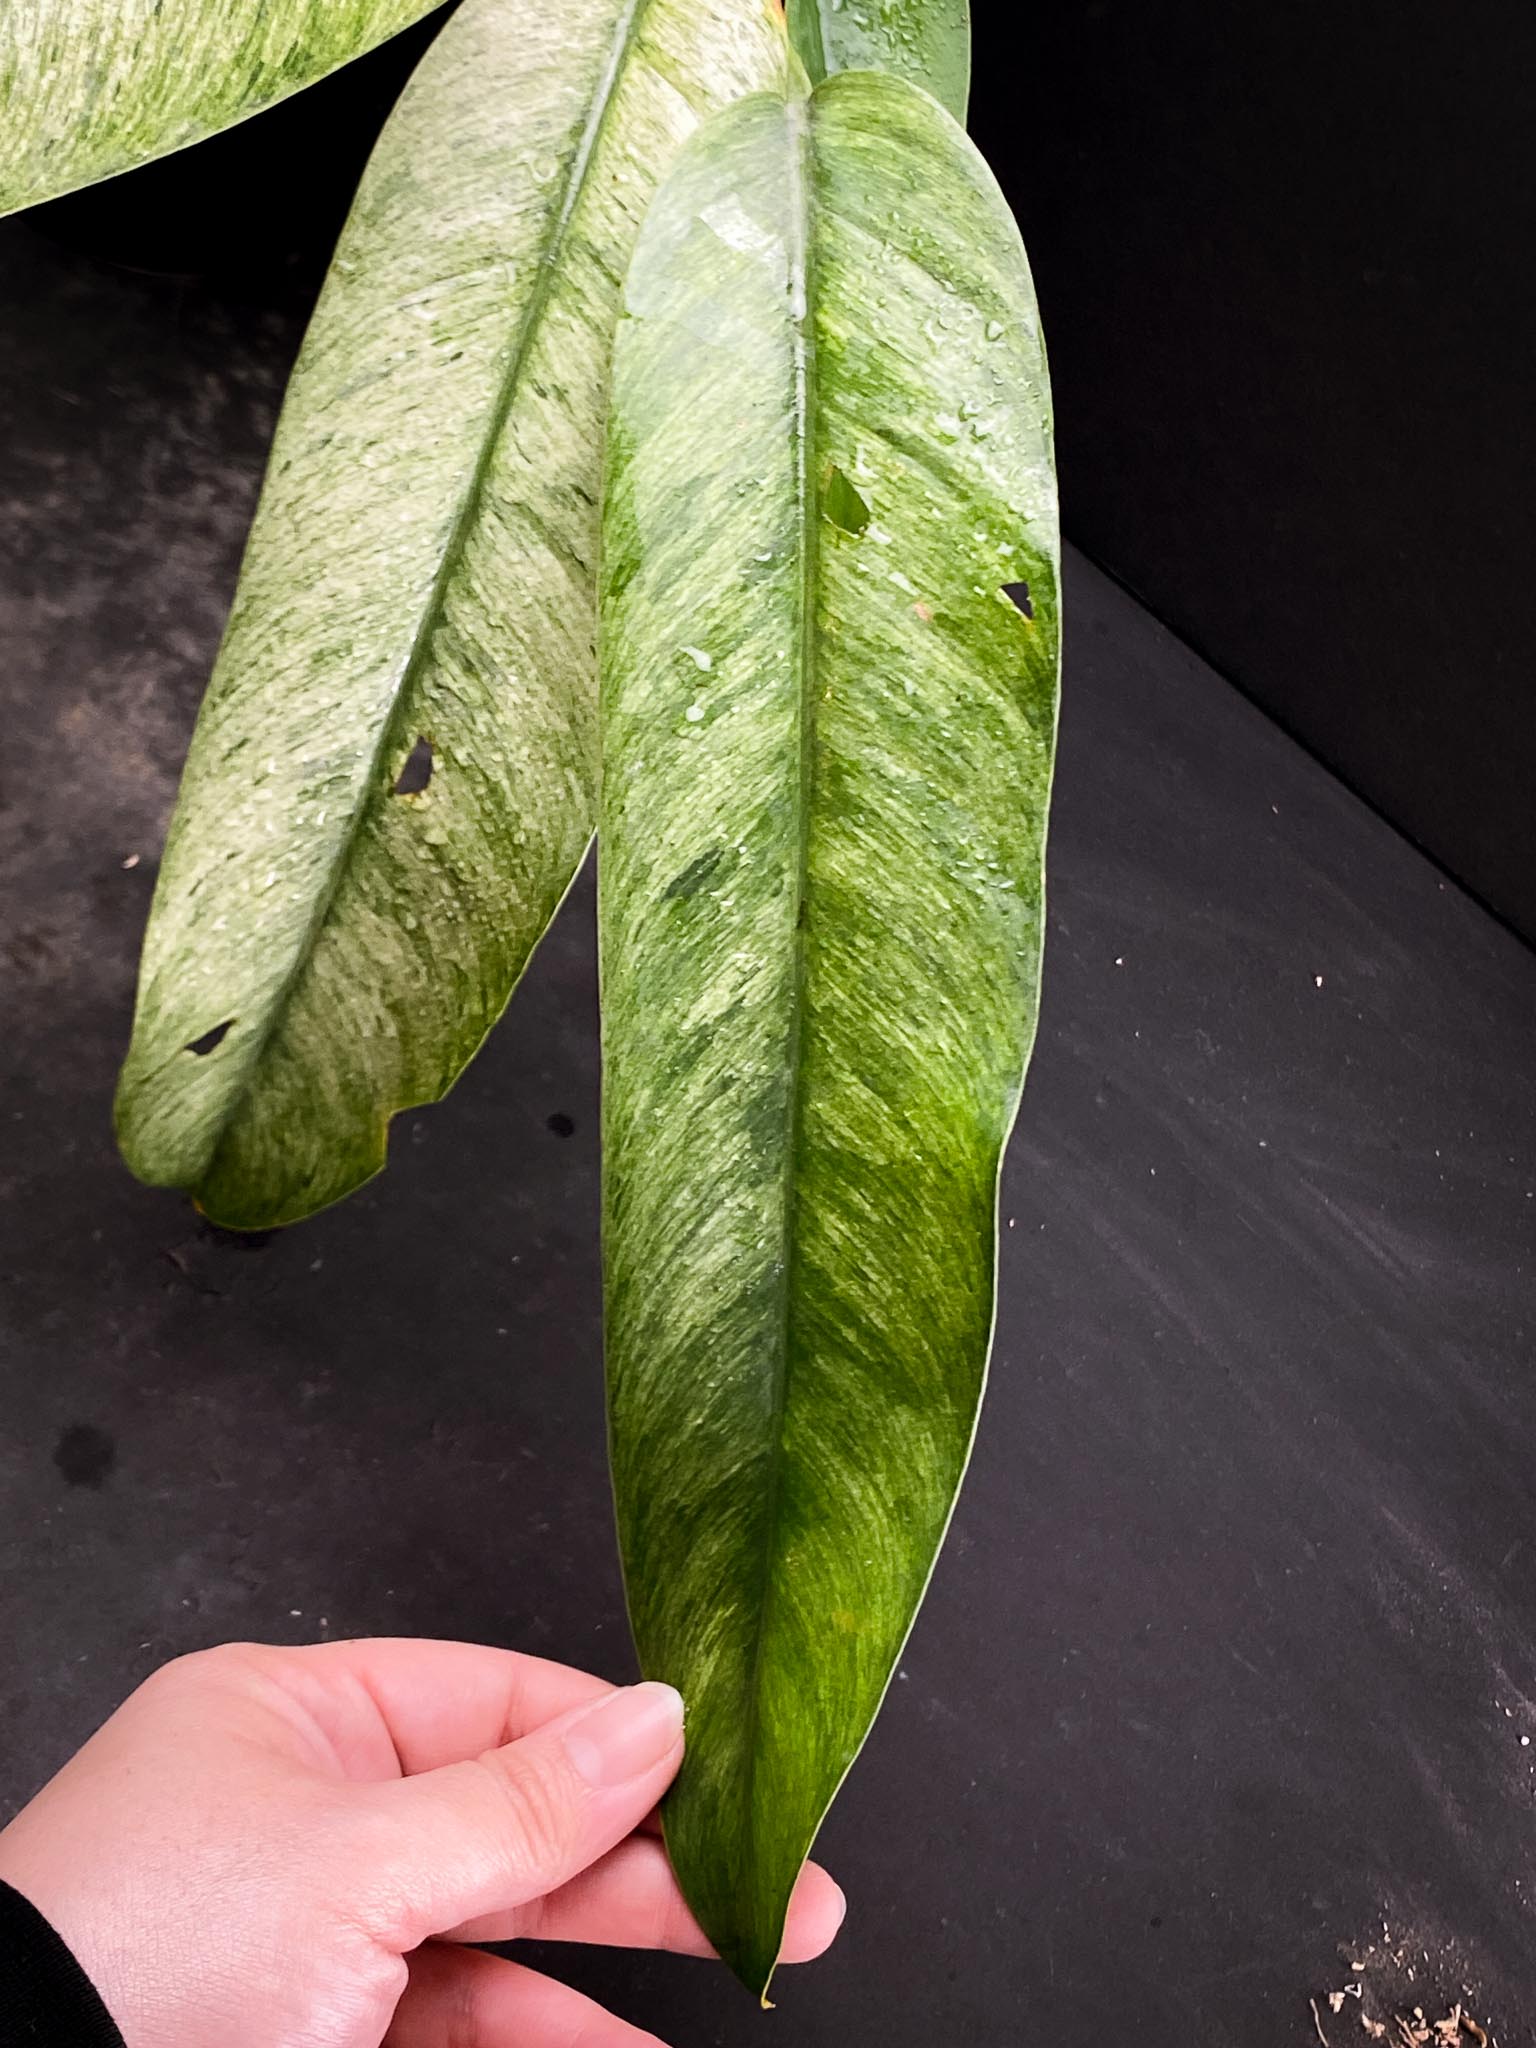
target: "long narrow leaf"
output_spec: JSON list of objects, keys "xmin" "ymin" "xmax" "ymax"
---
[
  {"xmin": 116, "ymin": 0, "xmax": 787, "ymax": 1229},
  {"xmin": 601, "ymin": 72, "xmax": 1057, "ymax": 1998},
  {"xmin": 0, "ymin": 0, "xmax": 443, "ymax": 217},
  {"xmin": 786, "ymin": 0, "xmax": 970, "ymax": 122}
]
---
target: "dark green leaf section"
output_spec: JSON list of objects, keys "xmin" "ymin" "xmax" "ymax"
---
[
  {"xmin": 114, "ymin": 0, "xmax": 786, "ymax": 1229},
  {"xmin": 786, "ymin": 0, "xmax": 970, "ymax": 122},
  {"xmin": 0, "ymin": 0, "xmax": 442, "ymax": 217},
  {"xmin": 601, "ymin": 72, "xmax": 1056, "ymax": 1998}
]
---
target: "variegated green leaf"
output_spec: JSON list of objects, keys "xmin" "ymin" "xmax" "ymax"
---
[
  {"xmin": 115, "ymin": 0, "xmax": 787, "ymax": 1230},
  {"xmin": 601, "ymin": 71, "xmax": 1057, "ymax": 1998},
  {"xmin": 786, "ymin": 0, "xmax": 970, "ymax": 123},
  {"xmin": 0, "ymin": 0, "xmax": 443, "ymax": 218}
]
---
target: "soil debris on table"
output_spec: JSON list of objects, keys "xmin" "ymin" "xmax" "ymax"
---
[
  {"xmin": 1310, "ymin": 1922, "xmax": 1498, "ymax": 2048},
  {"xmin": 1309, "ymin": 1997, "xmax": 1494, "ymax": 2047}
]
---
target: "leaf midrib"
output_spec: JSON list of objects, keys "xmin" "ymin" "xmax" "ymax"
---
[
  {"xmin": 198, "ymin": 0, "xmax": 651, "ymax": 1177},
  {"xmin": 736, "ymin": 88, "xmax": 820, "ymax": 1932}
]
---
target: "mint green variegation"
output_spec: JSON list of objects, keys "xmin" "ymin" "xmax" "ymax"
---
[
  {"xmin": 787, "ymin": 0, "xmax": 971, "ymax": 122},
  {"xmin": 0, "ymin": 0, "xmax": 443, "ymax": 217},
  {"xmin": 601, "ymin": 72, "xmax": 1057, "ymax": 1999},
  {"xmin": 115, "ymin": 0, "xmax": 786, "ymax": 1230}
]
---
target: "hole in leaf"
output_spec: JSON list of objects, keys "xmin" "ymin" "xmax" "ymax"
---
[
  {"xmin": 185, "ymin": 1020, "xmax": 234, "ymax": 1056},
  {"xmin": 547, "ymin": 1112, "xmax": 576, "ymax": 1138},
  {"xmin": 823, "ymin": 465, "xmax": 871, "ymax": 536},
  {"xmin": 394, "ymin": 736, "xmax": 435, "ymax": 795},
  {"xmin": 1001, "ymin": 580, "xmax": 1034, "ymax": 619}
]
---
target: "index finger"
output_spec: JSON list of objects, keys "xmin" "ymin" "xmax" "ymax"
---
[{"xmin": 239, "ymin": 1637, "xmax": 618, "ymax": 1779}]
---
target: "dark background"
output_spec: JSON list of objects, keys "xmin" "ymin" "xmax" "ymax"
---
[
  {"xmin": 970, "ymin": 0, "xmax": 1536, "ymax": 944},
  {"xmin": 3, "ymin": 5, "xmax": 1534, "ymax": 2045}
]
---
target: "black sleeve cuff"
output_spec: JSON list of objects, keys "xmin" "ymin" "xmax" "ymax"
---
[{"xmin": 0, "ymin": 1880, "xmax": 124, "ymax": 2047}]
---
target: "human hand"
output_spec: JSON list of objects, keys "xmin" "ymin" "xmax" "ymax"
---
[{"xmin": 0, "ymin": 1639, "xmax": 844, "ymax": 2046}]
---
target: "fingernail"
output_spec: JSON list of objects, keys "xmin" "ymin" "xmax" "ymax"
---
[{"xmin": 564, "ymin": 1682, "xmax": 684, "ymax": 1788}]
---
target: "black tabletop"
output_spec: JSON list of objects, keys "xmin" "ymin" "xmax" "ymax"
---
[{"xmin": 2, "ymin": 211, "xmax": 1534, "ymax": 2047}]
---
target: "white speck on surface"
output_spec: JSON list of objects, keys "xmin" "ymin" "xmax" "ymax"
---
[
  {"xmin": 680, "ymin": 645, "xmax": 712, "ymax": 671},
  {"xmin": 121, "ymin": 853, "xmax": 140, "ymax": 869},
  {"xmin": 685, "ymin": 703, "xmax": 705, "ymax": 723}
]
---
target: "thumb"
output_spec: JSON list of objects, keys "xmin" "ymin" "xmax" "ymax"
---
[{"xmin": 343, "ymin": 1681, "xmax": 685, "ymax": 1948}]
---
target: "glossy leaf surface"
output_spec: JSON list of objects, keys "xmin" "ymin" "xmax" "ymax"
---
[
  {"xmin": 786, "ymin": 0, "xmax": 970, "ymax": 122},
  {"xmin": 601, "ymin": 72, "xmax": 1057, "ymax": 1998},
  {"xmin": 0, "ymin": 0, "xmax": 442, "ymax": 217},
  {"xmin": 115, "ymin": 0, "xmax": 787, "ymax": 1228}
]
